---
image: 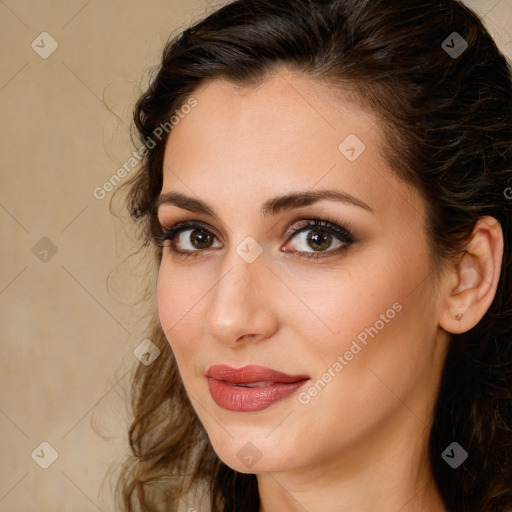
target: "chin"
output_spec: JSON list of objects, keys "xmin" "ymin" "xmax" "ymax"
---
[
  {"xmin": 216, "ymin": 451, "xmax": 290, "ymax": 474},
  {"xmin": 208, "ymin": 434, "xmax": 301, "ymax": 474}
]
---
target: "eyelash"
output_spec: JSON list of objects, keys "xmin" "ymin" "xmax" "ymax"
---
[{"xmin": 154, "ymin": 218, "xmax": 356, "ymax": 261}]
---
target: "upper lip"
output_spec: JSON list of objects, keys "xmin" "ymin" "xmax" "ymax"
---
[{"xmin": 206, "ymin": 364, "xmax": 309, "ymax": 384}]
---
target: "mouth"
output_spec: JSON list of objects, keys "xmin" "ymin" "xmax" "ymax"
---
[
  {"xmin": 230, "ymin": 381, "xmax": 279, "ymax": 388},
  {"xmin": 206, "ymin": 364, "xmax": 310, "ymax": 412}
]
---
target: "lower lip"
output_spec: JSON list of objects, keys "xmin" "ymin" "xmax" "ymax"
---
[{"xmin": 207, "ymin": 377, "xmax": 308, "ymax": 412}]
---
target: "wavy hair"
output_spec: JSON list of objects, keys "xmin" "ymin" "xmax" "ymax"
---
[{"xmin": 114, "ymin": 1, "xmax": 512, "ymax": 510}]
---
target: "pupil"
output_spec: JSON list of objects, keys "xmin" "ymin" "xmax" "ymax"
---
[
  {"xmin": 307, "ymin": 230, "xmax": 331, "ymax": 251},
  {"xmin": 192, "ymin": 229, "xmax": 212, "ymax": 249}
]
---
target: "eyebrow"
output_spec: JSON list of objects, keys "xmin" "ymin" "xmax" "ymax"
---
[{"xmin": 156, "ymin": 189, "xmax": 373, "ymax": 219}]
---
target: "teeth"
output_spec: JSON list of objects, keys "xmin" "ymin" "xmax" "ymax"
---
[{"xmin": 237, "ymin": 381, "xmax": 273, "ymax": 388}]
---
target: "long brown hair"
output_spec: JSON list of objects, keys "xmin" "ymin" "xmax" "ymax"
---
[{"xmin": 114, "ymin": 1, "xmax": 512, "ymax": 510}]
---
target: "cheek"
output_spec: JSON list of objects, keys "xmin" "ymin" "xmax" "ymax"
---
[
  {"xmin": 303, "ymin": 266, "xmax": 436, "ymax": 412},
  {"xmin": 285, "ymin": 265, "xmax": 401, "ymax": 357},
  {"xmin": 294, "ymin": 248, "xmax": 434, "ymax": 400},
  {"xmin": 289, "ymin": 295, "xmax": 427, "ymax": 454},
  {"xmin": 156, "ymin": 262, "xmax": 204, "ymax": 362},
  {"xmin": 156, "ymin": 264, "xmax": 177, "ymax": 333}
]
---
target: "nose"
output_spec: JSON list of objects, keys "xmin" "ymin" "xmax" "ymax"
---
[{"xmin": 205, "ymin": 246, "xmax": 279, "ymax": 347}]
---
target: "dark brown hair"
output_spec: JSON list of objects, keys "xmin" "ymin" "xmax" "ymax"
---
[{"xmin": 115, "ymin": 1, "xmax": 512, "ymax": 510}]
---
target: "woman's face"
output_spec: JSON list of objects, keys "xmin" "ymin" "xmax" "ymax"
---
[{"xmin": 156, "ymin": 70, "xmax": 450, "ymax": 474}]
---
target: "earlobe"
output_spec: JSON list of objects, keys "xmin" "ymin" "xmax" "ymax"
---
[{"xmin": 439, "ymin": 216, "xmax": 503, "ymax": 334}]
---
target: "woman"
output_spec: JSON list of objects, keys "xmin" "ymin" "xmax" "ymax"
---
[{"xmin": 115, "ymin": 0, "xmax": 512, "ymax": 510}]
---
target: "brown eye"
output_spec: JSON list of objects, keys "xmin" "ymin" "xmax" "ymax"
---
[
  {"xmin": 283, "ymin": 218, "xmax": 355, "ymax": 259},
  {"xmin": 305, "ymin": 230, "xmax": 333, "ymax": 251},
  {"xmin": 156, "ymin": 221, "xmax": 222, "ymax": 257},
  {"xmin": 181, "ymin": 228, "xmax": 215, "ymax": 250}
]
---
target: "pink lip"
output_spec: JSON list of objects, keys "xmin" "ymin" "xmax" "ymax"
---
[{"xmin": 206, "ymin": 364, "xmax": 310, "ymax": 412}]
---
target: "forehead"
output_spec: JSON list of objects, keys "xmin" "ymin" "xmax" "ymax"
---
[
  {"xmin": 170, "ymin": 70, "xmax": 377, "ymax": 147},
  {"xmin": 162, "ymin": 69, "xmax": 422, "ymax": 224}
]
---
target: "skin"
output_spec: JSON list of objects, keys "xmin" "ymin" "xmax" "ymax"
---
[{"xmin": 155, "ymin": 68, "xmax": 503, "ymax": 512}]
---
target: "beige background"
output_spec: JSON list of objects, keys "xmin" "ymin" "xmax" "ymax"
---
[{"xmin": 0, "ymin": 1, "xmax": 511, "ymax": 510}]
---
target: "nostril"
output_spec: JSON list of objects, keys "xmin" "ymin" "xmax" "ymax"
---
[{"xmin": 236, "ymin": 333, "xmax": 257, "ymax": 343}]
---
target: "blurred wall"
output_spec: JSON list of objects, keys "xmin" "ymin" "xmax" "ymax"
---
[{"xmin": 0, "ymin": 0, "xmax": 511, "ymax": 510}]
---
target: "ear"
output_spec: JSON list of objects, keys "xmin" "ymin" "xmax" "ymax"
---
[{"xmin": 438, "ymin": 216, "xmax": 504, "ymax": 334}]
